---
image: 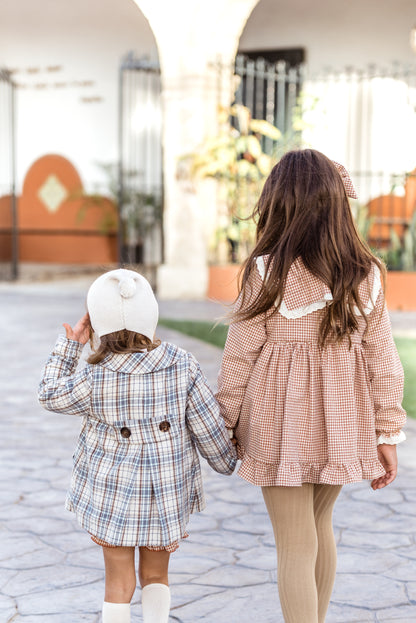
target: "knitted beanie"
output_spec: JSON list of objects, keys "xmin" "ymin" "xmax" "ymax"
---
[{"xmin": 87, "ymin": 269, "xmax": 158, "ymax": 340}]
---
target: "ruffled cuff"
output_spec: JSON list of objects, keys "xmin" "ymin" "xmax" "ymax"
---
[{"xmin": 377, "ymin": 431, "xmax": 406, "ymax": 445}]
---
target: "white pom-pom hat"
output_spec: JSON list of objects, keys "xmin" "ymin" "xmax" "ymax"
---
[{"xmin": 87, "ymin": 269, "xmax": 159, "ymax": 340}]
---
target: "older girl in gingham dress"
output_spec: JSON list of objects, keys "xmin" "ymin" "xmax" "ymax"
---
[
  {"xmin": 39, "ymin": 269, "xmax": 236, "ymax": 623},
  {"xmin": 216, "ymin": 149, "xmax": 406, "ymax": 623}
]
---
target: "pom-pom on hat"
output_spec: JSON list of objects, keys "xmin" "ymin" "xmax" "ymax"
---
[{"xmin": 87, "ymin": 269, "xmax": 158, "ymax": 340}]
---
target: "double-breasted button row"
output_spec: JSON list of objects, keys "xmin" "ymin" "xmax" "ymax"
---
[{"xmin": 120, "ymin": 422, "xmax": 171, "ymax": 438}]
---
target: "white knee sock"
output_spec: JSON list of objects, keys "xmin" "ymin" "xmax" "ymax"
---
[
  {"xmin": 102, "ymin": 601, "xmax": 131, "ymax": 623},
  {"xmin": 141, "ymin": 583, "xmax": 171, "ymax": 623}
]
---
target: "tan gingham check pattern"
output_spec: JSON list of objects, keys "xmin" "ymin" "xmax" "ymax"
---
[
  {"xmin": 332, "ymin": 160, "xmax": 358, "ymax": 199},
  {"xmin": 39, "ymin": 339, "xmax": 236, "ymax": 548},
  {"xmin": 216, "ymin": 260, "xmax": 406, "ymax": 487}
]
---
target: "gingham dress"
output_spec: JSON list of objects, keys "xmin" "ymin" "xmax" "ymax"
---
[
  {"xmin": 216, "ymin": 257, "xmax": 406, "ymax": 487},
  {"xmin": 39, "ymin": 339, "xmax": 236, "ymax": 548}
]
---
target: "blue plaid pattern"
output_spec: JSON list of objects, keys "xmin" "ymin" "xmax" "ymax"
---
[{"xmin": 39, "ymin": 337, "xmax": 236, "ymax": 547}]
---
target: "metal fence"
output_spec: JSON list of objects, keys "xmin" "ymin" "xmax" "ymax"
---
[
  {"xmin": 233, "ymin": 54, "xmax": 304, "ymax": 153},
  {"xmin": 214, "ymin": 54, "xmax": 416, "ymax": 267},
  {"xmin": 118, "ymin": 53, "xmax": 163, "ymax": 282},
  {"xmin": 0, "ymin": 69, "xmax": 17, "ymax": 280},
  {"xmin": 117, "ymin": 51, "xmax": 416, "ymax": 269}
]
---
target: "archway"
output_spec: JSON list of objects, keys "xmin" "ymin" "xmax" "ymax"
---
[
  {"xmin": 131, "ymin": 0, "xmax": 261, "ymax": 298},
  {"xmin": 1, "ymin": 0, "xmax": 160, "ymax": 276}
]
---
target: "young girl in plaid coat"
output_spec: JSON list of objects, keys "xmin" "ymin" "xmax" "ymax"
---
[
  {"xmin": 216, "ymin": 149, "xmax": 406, "ymax": 623},
  {"xmin": 39, "ymin": 269, "xmax": 236, "ymax": 623}
]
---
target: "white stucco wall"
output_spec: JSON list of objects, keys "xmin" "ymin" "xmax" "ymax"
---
[
  {"xmin": 2, "ymin": 0, "xmax": 157, "ymax": 193},
  {"xmin": 133, "ymin": 0, "xmax": 260, "ymax": 298},
  {"xmin": 240, "ymin": 0, "xmax": 416, "ymax": 191},
  {"xmin": 239, "ymin": 0, "xmax": 416, "ymax": 71},
  {"xmin": 4, "ymin": 0, "xmax": 415, "ymax": 193}
]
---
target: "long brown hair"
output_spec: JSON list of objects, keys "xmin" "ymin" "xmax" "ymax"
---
[
  {"xmin": 88, "ymin": 329, "xmax": 160, "ymax": 364},
  {"xmin": 236, "ymin": 149, "xmax": 385, "ymax": 345}
]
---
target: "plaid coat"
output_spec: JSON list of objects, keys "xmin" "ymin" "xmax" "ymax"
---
[
  {"xmin": 216, "ymin": 257, "xmax": 406, "ymax": 487},
  {"xmin": 39, "ymin": 338, "xmax": 236, "ymax": 547}
]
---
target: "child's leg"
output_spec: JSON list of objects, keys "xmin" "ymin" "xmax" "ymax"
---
[
  {"xmin": 262, "ymin": 484, "xmax": 318, "ymax": 623},
  {"xmin": 138, "ymin": 547, "xmax": 171, "ymax": 623},
  {"xmin": 313, "ymin": 484, "xmax": 342, "ymax": 623},
  {"xmin": 102, "ymin": 546, "xmax": 136, "ymax": 623}
]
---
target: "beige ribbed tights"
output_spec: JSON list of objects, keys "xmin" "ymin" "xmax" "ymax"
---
[{"xmin": 262, "ymin": 483, "xmax": 342, "ymax": 623}]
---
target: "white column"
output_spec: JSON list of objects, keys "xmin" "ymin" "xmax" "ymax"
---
[{"xmin": 132, "ymin": 0, "xmax": 260, "ymax": 298}]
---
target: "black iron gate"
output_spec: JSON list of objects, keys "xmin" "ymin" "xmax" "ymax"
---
[
  {"xmin": 118, "ymin": 53, "xmax": 163, "ymax": 279},
  {"xmin": 233, "ymin": 53, "xmax": 304, "ymax": 154},
  {"xmin": 215, "ymin": 54, "xmax": 416, "ymax": 268},
  {"xmin": 0, "ymin": 68, "xmax": 17, "ymax": 280}
]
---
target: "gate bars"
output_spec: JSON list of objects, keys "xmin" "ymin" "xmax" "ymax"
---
[
  {"xmin": 118, "ymin": 53, "xmax": 163, "ymax": 274},
  {"xmin": 0, "ymin": 68, "xmax": 17, "ymax": 280}
]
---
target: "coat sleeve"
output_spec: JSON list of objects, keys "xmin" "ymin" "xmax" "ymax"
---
[
  {"xmin": 216, "ymin": 266, "xmax": 267, "ymax": 430},
  {"xmin": 185, "ymin": 356, "xmax": 237, "ymax": 475},
  {"xmin": 362, "ymin": 290, "xmax": 406, "ymax": 443},
  {"xmin": 38, "ymin": 336, "xmax": 92, "ymax": 416}
]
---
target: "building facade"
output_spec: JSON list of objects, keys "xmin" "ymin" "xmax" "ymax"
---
[{"xmin": 1, "ymin": 0, "xmax": 416, "ymax": 295}]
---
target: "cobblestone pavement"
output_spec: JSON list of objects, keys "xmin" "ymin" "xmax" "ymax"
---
[{"xmin": 1, "ymin": 277, "xmax": 416, "ymax": 622}]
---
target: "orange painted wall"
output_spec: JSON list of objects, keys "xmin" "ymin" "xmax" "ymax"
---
[
  {"xmin": 0, "ymin": 194, "xmax": 13, "ymax": 261},
  {"xmin": 367, "ymin": 168, "xmax": 416, "ymax": 246},
  {"xmin": 385, "ymin": 272, "xmax": 416, "ymax": 311},
  {"xmin": 14, "ymin": 154, "xmax": 118, "ymax": 264}
]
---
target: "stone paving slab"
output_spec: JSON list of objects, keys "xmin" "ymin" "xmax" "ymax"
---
[{"xmin": 1, "ymin": 279, "xmax": 415, "ymax": 622}]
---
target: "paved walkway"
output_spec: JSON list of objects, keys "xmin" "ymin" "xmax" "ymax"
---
[{"xmin": 1, "ymin": 277, "xmax": 415, "ymax": 622}]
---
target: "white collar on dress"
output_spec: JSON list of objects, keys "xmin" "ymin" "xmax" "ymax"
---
[{"xmin": 255, "ymin": 256, "xmax": 381, "ymax": 319}]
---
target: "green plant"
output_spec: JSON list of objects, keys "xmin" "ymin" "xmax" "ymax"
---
[
  {"xmin": 158, "ymin": 318, "xmax": 228, "ymax": 349},
  {"xmin": 180, "ymin": 104, "xmax": 282, "ymax": 264},
  {"xmin": 394, "ymin": 337, "xmax": 416, "ymax": 418},
  {"xmin": 179, "ymin": 85, "xmax": 324, "ymax": 265},
  {"xmin": 350, "ymin": 200, "xmax": 374, "ymax": 241},
  {"xmin": 77, "ymin": 163, "xmax": 162, "ymax": 263},
  {"xmin": 66, "ymin": 187, "xmax": 117, "ymax": 234},
  {"xmin": 100, "ymin": 163, "xmax": 162, "ymax": 247},
  {"xmin": 376, "ymin": 211, "xmax": 416, "ymax": 271}
]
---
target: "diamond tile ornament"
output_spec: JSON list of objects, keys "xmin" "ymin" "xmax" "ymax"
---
[{"xmin": 37, "ymin": 174, "xmax": 68, "ymax": 213}]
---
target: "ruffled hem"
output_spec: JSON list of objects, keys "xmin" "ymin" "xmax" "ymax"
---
[
  {"xmin": 237, "ymin": 453, "xmax": 386, "ymax": 486},
  {"xmin": 89, "ymin": 532, "xmax": 189, "ymax": 552}
]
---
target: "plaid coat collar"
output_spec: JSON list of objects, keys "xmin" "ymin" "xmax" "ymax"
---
[{"xmin": 99, "ymin": 342, "xmax": 185, "ymax": 375}]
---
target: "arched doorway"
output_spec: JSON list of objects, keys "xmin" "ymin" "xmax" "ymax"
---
[
  {"xmin": 1, "ymin": 0, "xmax": 160, "ymax": 278},
  {"xmin": 237, "ymin": 0, "xmax": 416, "ymax": 270}
]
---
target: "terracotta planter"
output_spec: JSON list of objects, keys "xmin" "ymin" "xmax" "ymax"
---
[
  {"xmin": 207, "ymin": 264, "xmax": 240, "ymax": 302},
  {"xmin": 208, "ymin": 265, "xmax": 416, "ymax": 311},
  {"xmin": 385, "ymin": 271, "xmax": 416, "ymax": 311}
]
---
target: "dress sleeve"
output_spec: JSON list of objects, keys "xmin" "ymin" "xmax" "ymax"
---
[
  {"xmin": 185, "ymin": 356, "xmax": 237, "ymax": 475},
  {"xmin": 216, "ymin": 265, "xmax": 267, "ymax": 430},
  {"xmin": 362, "ymin": 290, "xmax": 406, "ymax": 444},
  {"xmin": 38, "ymin": 336, "xmax": 92, "ymax": 416}
]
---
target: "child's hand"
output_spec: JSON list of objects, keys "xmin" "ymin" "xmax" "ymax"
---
[
  {"xmin": 63, "ymin": 313, "xmax": 91, "ymax": 345},
  {"xmin": 371, "ymin": 444, "xmax": 398, "ymax": 490}
]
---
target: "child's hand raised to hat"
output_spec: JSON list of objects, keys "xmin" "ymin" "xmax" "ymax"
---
[{"xmin": 63, "ymin": 313, "xmax": 91, "ymax": 345}]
